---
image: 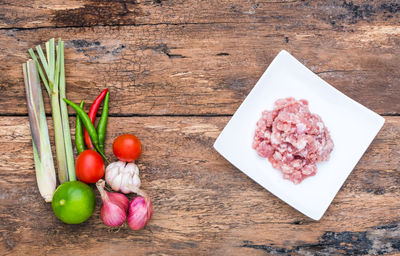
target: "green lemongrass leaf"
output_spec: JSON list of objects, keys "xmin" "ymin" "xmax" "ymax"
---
[
  {"xmin": 23, "ymin": 60, "xmax": 56, "ymax": 202},
  {"xmin": 35, "ymin": 45, "xmax": 50, "ymax": 80},
  {"xmin": 28, "ymin": 48, "xmax": 50, "ymax": 95},
  {"xmin": 45, "ymin": 41, "xmax": 50, "ymax": 67},
  {"xmin": 46, "ymin": 41, "xmax": 51, "ymax": 82},
  {"xmin": 50, "ymin": 40, "xmax": 68, "ymax": 183},
  {"xmin": 58, "ymin": 39, "xmax": 75, "ymax": 181},
  {"xmin": 53, "ymin": 39, "xmax": 60, "ymax": 93},
  {"xmin": 47, "ymin": 39, "xmax": 56, "ymax": 84}
]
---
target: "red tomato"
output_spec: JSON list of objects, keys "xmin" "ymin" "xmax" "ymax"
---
[
  {"xmin": 113, "ymin": 134, "xmax": 142, "ymax": 162},
  {"xmin": 75, "ymin": 150, "xmax": 105, "ymax": 183}
]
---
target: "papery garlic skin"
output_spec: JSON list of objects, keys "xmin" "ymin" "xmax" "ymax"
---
[{"xmin": 105, "ymin": 161, "xmax": 141, "ymax": 194}]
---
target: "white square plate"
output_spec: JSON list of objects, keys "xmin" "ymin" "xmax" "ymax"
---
[{"xmin": 214, "ymin": 50, "xmax": 385, "ymax": 220}]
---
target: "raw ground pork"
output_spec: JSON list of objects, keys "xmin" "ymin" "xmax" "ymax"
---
[{"xmin": 253, "ymin": 98, "xmax": 334, "ymax": 184}]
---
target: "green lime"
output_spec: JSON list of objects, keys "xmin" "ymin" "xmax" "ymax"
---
[{"xmin": 52, "ymin": 181, "xmax": 96, "ymax": 224}]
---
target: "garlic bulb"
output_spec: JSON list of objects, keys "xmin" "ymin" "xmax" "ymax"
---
[{"xmin": 105, "ymin": 161, "xmax": 141, "ymax": 194}]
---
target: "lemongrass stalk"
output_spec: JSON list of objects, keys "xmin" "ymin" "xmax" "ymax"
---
[
  {"xmin": 28, "ymin": 49, "xmax": 50, "ymax": 95},
  {"xmin": 23, "ymin": 60, "xmax": 56, "ymax": 202},
  {"xmin": 50, "ymin": 39, "xmax": 69, "ymax": 183},
  {"xmin": 58, "ymin": 39, "xmax": 75, "ymax": 181},
  {"xmin": 30, "ymin": 38, "xmax": 72, "ymax": 183}
]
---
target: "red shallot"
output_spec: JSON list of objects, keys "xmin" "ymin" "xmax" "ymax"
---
[
  {"xmin": 127, "ymin": 192, "xmax": 153, "ymax": 230},
  {"xmin": 96, "ymin": 179, "xmax": 129, "ymax": 227}
]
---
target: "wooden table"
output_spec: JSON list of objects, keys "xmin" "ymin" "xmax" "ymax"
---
[{"xmin": 1, "ymin": 1, "xmax": 399, "ymax": 255}]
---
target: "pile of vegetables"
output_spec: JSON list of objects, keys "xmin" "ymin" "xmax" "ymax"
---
[{"xmin": 23, "ymin": 38, "xmax": 152, "ymax": 230}]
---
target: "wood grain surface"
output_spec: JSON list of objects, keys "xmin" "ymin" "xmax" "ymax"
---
[
  {"xmin": 1, "ymin": 0, "xmax": 399, "ymax": 29},
  {"xmin": 1, "ymin": 1, "xmax": 399, "ymax": 115},
  {"xmin": 0, "ymin": 116, "xmax": 399, "ymax": 255},
  {"xmin": 0, "ymin": 0, "xmax": 399, "ymax": 255}
]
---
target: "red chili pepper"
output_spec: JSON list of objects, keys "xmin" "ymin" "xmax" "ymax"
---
[{"xmin": 85, "ymin": 88, "xmax": 109, "ymax": 149}]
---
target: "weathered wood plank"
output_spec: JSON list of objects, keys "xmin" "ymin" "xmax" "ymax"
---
[
  {"xmin": 0, "ymin": 0, "xmax": 399, "ymax": 29},
  {"xmin": 0, "ymin": 116, "xmax": 399, "ymax": 255},
  {"xmin": 1, "ymin": 22, "xmax": 399, "ymax": 115}
]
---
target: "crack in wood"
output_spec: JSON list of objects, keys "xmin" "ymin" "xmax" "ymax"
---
[
  {"xmin": 241, "ymin": 223, "xmax": 400, "ymax": 255},
  {"xmin": 321, "ymin": 1, "xmax": 400, "ymax": 28},
  {"xmin": 315, "ymin": 69, "xmax": 368, "ymax": 74},
  {"xmin": 216, "ymin": 52, "xmax": 230, "ymax": 56},
  {"xmin": 140, "ymin": 43, "xmax": 186, "ymax": 59},
  {"xmin": 1, "ymin": 0, "xmax": 399, "ymax": 32},
  {"xmin": 0, "ymin": 21, "xmax": 274, "ymax": 31}
]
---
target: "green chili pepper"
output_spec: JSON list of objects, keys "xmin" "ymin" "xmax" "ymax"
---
[
  {"xmin": 63, "ymin": 98, "xmax": 109, "ymax": 163},
  {"xmin": 97, "ymin": 91, "xmax": 109, "ymax": 154},
  {"xmin": 64, "ymin": 98, "xmax": 99, "ymax": 146},
  {"xmin": 75, "ymin": 100, "xmax": 85, "ymax": 154}
]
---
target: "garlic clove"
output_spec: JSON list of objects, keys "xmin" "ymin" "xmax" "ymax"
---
[
  {"xmin": 115, "ymin": 161, "xmax": 125, "ymax": 168},
  {"xmin": 132, "ymin": 164, "xmax": 140, "ymax": 176},
  {"xmin": 105, "ymin": 162, "xmax": 120, "ymax": 180},
  {"xmin": 120, "ymin": 173, "xmax": 130, "ymax": 194},
  {"xmin": 133, "ymin": 173, "xmax": 141, "ymax": 188},
  {"xmin": 105, "ymin": 167, "xmax": 117, "ymax": 184},
  {"xmin": 125, "ymin": 163, "xmax": 135, "ymax": 174},
  {"xmin": 110, "ymin": 172, "xmax": 123, "ymax": 192}
]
